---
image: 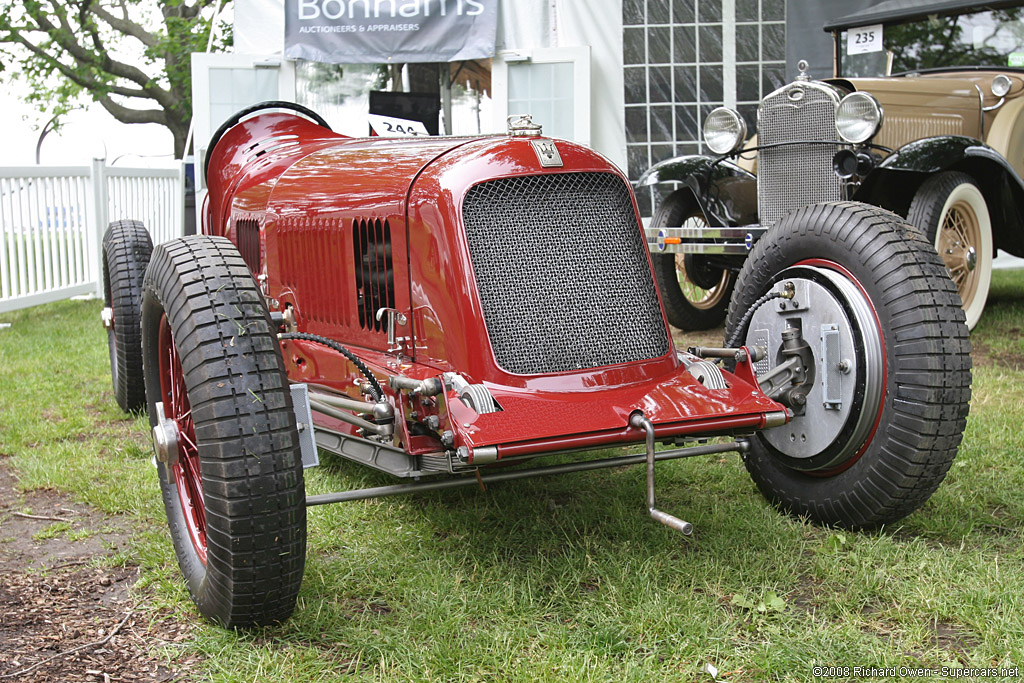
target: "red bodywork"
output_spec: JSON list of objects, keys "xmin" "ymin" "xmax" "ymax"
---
[{"xmin": 204, "ymin": 112, "xmax": 784, "ymax": 464}]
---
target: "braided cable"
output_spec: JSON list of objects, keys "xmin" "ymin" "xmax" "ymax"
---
[{"xmin": 278, "ymin": 332, "xmax": 384, "ymax": 401}]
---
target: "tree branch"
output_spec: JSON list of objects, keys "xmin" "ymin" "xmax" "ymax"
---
[
  {"xmin": 87, "ymin": 4, "xmax": 157, "ymax": 48},
  {"xmin": 23, "ymin": 3, "xmax": 174, "ymax": 108},
  {"xmin": 95, "ymin": 92, "xmax": 167, "ymax": 126},
  {"xmin": 6, "ymin": 31, "xmax": 149, "ymax": 99}
]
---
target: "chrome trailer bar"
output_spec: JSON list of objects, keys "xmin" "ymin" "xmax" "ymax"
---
[
  {"xmin": 305, "ymin": 440, "xmax": 749, "ymax": 507},
  {"xmin": 644, "ymin": 225, "xmax": 768, "ymax": 255}
]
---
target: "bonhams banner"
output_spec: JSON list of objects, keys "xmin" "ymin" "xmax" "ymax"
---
[{"xmin": 284, "ymin": 0, "xmax": 498, "ymax": 64}]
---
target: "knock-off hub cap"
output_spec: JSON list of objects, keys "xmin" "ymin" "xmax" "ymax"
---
[{"xmin": 152, "ymin": 401, "xmax": 180, "ymax": 465}]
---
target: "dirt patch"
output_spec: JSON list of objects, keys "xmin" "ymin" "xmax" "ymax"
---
[
  {"xmin": 670, "ymin": 325, "xmax": 726, "ymax": 352},
  {"xmin": 0, "ymin": 457, "xmax": 200, "ymax": 682},
  {"xmin": 969, "ymin": 337, "xmax": 1024, "ymax": 371},
  {"xmin": 0, "ymin": 464, "xmax": 136, "ymax": 574},
  {"xmin": 0, "ymin": 567, "xmax": 198, "ymax": 682}
]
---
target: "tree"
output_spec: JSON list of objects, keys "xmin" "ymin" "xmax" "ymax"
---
[{"xmin": 0, "ymin": 0, "xmax": 232, "ymax": 159}]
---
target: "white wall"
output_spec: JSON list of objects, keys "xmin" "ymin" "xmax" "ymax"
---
[
  {"xmin": 235, "ymin": 0, "xmax": 285, "ymax": 53},
  {"xmin": 556, "ymin": 0, "xmax": 626, "ymax": 170}
]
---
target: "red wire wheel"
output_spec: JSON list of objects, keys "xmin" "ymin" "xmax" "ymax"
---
[
  {"xmin": 157, "ymin": 315, "xmax": 207, "ymax": 565},
  {"xmin": 142, "ymin": 235, "xmax": 306, "ymax": 627},
  {"xmin": 725, "ymin": 202, "xmax": 971, "ymax": 529}
]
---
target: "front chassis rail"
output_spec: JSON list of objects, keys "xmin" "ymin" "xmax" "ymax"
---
[{"xmin": 306, "ymin": 439, "xmax": 749, "ymax": 506}]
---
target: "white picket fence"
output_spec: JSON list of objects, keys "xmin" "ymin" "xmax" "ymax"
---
[{"xmin": 0, "ymin": 160, "xmax": 184, "ymax": 314}]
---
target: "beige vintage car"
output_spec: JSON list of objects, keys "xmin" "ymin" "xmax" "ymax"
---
[{"xmin": 639, "ymin": 0, "xmax": 1024, "ymax": 330}]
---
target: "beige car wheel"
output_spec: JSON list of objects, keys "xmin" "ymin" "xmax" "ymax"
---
[
  {"xmin": 907, "ymin": 171, "xmax": 993, "ymax": 330},
  {"xmin": 673, "ymin": 250, "xmax": 734, "ymax": 311},
  {"xmin": 650, "ymin": 191, "xmax": 736, "ymax": 330}
]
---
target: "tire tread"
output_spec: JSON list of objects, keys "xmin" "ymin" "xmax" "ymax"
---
[
  {"xmin": 725, "ymin": 202, "xmax": 971, "ymax": 529},
  {"xmin": 142, "ymin": 235, "xmax": 305, "ymax": 627}
]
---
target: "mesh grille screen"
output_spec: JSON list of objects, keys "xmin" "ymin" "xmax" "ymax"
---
[
  {"xmin": 758, "ymin": 87, "xmax": 842, "ymax": 226},
  {"xmin": 461, "ymin": 172, "xmax": 669, "ymax": 375}
]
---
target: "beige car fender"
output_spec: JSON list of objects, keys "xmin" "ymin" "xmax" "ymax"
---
[{"xmin": 985, "ymin": 95, "xmax": 1024, "ymax": 179}]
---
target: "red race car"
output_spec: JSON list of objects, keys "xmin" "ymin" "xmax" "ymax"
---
[{"xmin": 100, "ymin": 102, "xmax": 970, "ymax": 627}]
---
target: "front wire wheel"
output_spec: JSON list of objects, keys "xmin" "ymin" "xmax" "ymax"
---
[
  {"xmin": 906, "ymin": 171, "xmax": 993, "ymax": 330},
  {"xmin": 142, "ymin": 235, "xmax": 306, "ymax": 627},
  {"xmin": 650, "ymin": 190, "xmax": 736, "ymax": 330},
  {"xmin": 726, "ymin": 202, "xmax": 971, "ymax": 529},
  {"xmin": 157, "ymin": 315, "xmax": 206, "ymax": 564}
]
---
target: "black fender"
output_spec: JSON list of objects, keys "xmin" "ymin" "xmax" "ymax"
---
[
  {"xmin": 636, "ymin": 155, "xmax": 758, "ymax": 227},
  {"xmin": 857, "ymin": 136, "xmax": 1024, "ymax": 255}
]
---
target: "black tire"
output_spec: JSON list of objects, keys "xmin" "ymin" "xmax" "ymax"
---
[
  {"xmin": 141, "ymin": 235, "xmax": 306, "ymax": 627},
  {"xmin": 650, "ymin": 191, "xmax": 735, "ymax": 330},
  {"xmin": 725, "ymin": 202, "xmax": 971, "ymax": 529},
  {"xmin": 102, "ymin": 220, "xmax": 152, "ymax": 413},
  {"xmin": 906, "ymin": 171, "xmax": 992, "ymax": 330}
]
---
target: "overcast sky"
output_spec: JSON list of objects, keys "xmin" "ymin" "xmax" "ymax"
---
[
  {"xmin": 2, "ymin": 99, "xmax": 174, "ymax": 167},
  {"xmin": 0, "ymin": 93, "xmax": 178, "ymax": 168}
]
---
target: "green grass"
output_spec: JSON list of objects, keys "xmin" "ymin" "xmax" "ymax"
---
[{"xmin": 2, "ymin": 273, "xmax": 1024, "ymax": 682}]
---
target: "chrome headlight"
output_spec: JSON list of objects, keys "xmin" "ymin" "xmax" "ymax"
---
[
  {"xmin": 835, "ymin": 92, "xmax": 882, "ymax": 144},
  {"xmin": 992, "ymin": 74, "xmax": 1012, "ymax": 98},
  {"xmin": 703, "ymin": 107, "xmax": 747, "ymax": 155}
]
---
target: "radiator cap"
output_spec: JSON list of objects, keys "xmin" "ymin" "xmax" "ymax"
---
[{"xmin": 507, "ymin": 114, "xmax": 543, "ymax": 137}]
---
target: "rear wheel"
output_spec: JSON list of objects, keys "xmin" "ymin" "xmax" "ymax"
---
[
  {"xmin": 650, "ymin": 191, "xmax": 735, "ymax": 330},
  {"xmin": 726, "ymin": 202, "xmax": 971, "ymax": 529},
  {"xmin": 906, "ymin": 171, "xmax": 992, "ymax": 330},
  {"xmin": 102, "ymin": 220, "xmax": 152, "ymax": 412},
  {"xmin": 142, "ymin": 235, "xmax": 306, "ymax": 627}
]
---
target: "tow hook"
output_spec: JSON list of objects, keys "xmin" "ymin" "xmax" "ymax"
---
[{"xmin": 629, "ymin": 413, "xmax": 693, "ymax": 536}]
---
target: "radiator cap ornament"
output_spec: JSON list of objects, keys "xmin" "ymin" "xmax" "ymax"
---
[
  {"xmin": 507, "ymin": 114, "xmax": 543, "ymax": 137},
  {"xmin": 796, "ymin": 59, "xmax": 811, "ymax": 81}
]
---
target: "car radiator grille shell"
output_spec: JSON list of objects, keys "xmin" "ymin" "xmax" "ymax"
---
[
  {"xmin": 758, "ymin": 85, "xmax": 842, "ymax": 226},
  {"xmin": 461, "ymin": 172, "xmax": 669, "ymax": 375}
]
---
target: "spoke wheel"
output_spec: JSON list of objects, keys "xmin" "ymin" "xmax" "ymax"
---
[
  {"xmin": 726, "ymin": 202, "xmax": 971, "ymax": 529},
  {"xmin": 143, "ymin": 235, "xmax": 306, "ymax": 628},
  {"xmin": 674, "ymin": 251, "xmax": 733, "ymax": 311},
  {"xmin": 158, "ymin": 315, "xmax": 206, "ymax": 565},
  {"xmin": 907, "ymin": 171, "xmax": 992, "ymax": 330},
  {"xmin": 650, "ymin": 190, "xmax": 736, "ymax": 330}
]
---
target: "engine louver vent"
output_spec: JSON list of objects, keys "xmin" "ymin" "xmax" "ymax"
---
[
  {"xmin": 236, "ymin": 218, "xmax": 261, "ymax": 273},
  {"xmin": 353, "ymin": 218, "xmax": 395, "ymax": 332},
  {"xmin": 461, "ymin": 172, "xmax": 669, "ymax": 375}
]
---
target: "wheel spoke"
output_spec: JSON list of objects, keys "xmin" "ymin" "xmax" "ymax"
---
[
  {"xmin": 178, "ymin": 428, "xmax": 198, "ymax": 452},
  {"xmin": 158, "ymin": 314, "xmax": 206, "ymax": 564}
]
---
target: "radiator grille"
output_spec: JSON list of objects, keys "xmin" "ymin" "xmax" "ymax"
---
[
  {"xmin": 461, "ymin": 172, "xmax": 669, "ymax": 375},
  {"xmin": 758, "ymin": 85, "xmax": 842, "ymax": 226}
]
